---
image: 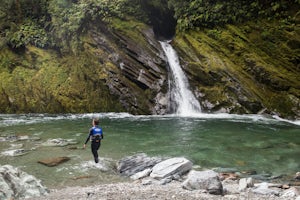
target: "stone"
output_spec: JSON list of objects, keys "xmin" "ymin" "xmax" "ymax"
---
[
  {"xmin": 238, "ymin": 177, "xmax": 254, "ymax": 191},
  {"xmin": 159, "ymin": 177, "xmax": 172, "ymax": 185},
  {"xmin": 117, "ymin": 153, "xmax": 163, "ymax": 176},
  {"xmin": 182, "ymin": 170, "xmax": 223, "ymax": 195},
  {"xmin": 222, "ymin": 179, "xmax": 239, "ymax": 194},
  {"xmin": 251, "ymin": 182, "xmax": 280, "ymax": 196},
  {"xmin": 38, "ymin": 156, "xmax": 70, "ymax": 167},
  {"xmin": 295, "ymin": 172, "xmax": 300, "ymax": 180},
  {"xmin": 239, "ymin": 178, "xmax": 248, "ymax": 192},
  {"xmin": 141, "ymin": 179, "xmax": 153, "ymax": 186},
  {"xmin": 0, "ymin": 165, "xmax": 48, "ymax": 199},
  {"xmin": 18, "ymin": 135, "xmax": 30, "ymax": 140},
  {"xmin": 212, "ymin": 167, "xmax": 238, "ymax": 173},
  {"xmin": 281, "ymin": 187, "xmax": 300, "ymax": 198},
  {"xmin": 42, "ymin": 138, "xmax": 77, "ymax": 147},
  {"xmin": 1, "ymin": 149, "xmax": 29, "ymax": 157},
  {"xmin": 282, "ymin": 184, "xmax": 290, "ymax": 189},
  {"xmin": 130, "ymin": 168, "xmax": 152, "ymax": 180},
  {"xmin": 150, "ymin": 157, "xmax": 192, "ymax": 179},
  {"xmin": 219, "ymin": 173, "xmax": 239, "ymax": 181}
]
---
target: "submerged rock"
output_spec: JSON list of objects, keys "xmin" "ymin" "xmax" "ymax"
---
[
  {"xmin": 42, "ymin": 138, "xmax": 77, "ymax": 147},
  {"xmin": 1, "ymin": 149, "xmax": 29, "ymax": 157},
  {"xmin": 182, "ymin": 170, "xmax": 223, "ymax": 195},
  {"xmin": 38, "ymin": 156, "xmax": 70, "ymax": 167},
  {"xmin": 0, "ymin": 134, "xmax": 40, "ymax": 142},
  {"xmin": 0, "ymin": 165, "xmax": 48, "ymax": 199}
]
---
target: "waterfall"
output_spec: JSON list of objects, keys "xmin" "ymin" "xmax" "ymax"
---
[{"xmin": 160, "ymin": 41, "xmax": 201, "ymax": 116}]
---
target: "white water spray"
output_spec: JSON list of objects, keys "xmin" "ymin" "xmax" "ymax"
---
[{"xmin": 160, "ymin": 41, "xmax": 201, "ymax": 116}]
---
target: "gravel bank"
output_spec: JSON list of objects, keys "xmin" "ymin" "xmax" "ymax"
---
[{"xmin": 28, "ymin": 181, "xmax": 289, "ymax": 200}]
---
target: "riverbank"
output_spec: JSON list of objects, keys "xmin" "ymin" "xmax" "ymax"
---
[
  {"xmin": 28, "ymin": 181, "xmax": 297, "ymax": 200},
  {"xmin": 28, "ymin": 154, "xmax": 300, "ymax": 200},
  {"xmin": 1, "ymin": 153, "xmax": 300, "ymax": 200}
]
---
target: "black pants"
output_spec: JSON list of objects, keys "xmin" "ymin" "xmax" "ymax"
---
[{"xmin": 91, "ymin": 141, "xmax": 101, "ymax": 163}]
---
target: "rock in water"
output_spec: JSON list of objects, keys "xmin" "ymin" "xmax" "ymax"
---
[
  {"xmin": 1, "ymin": 149, "xmax": 29, "ymax": 157},
  {"xmin": 42, "ymin": 138, "xmax": 77, "ymax": 147},
  {"xmin": 38, "ymin": 157, "xmax": 70, "ymax": 167},
  {"xmin": 182, "ymin": 170, "xmax": 223, "ymax": 195},
  {"xmin": 0, "ymin": 165, "xmax": 48, "ymax": 199},
  {"xmin": 117, "ymin": 153, "xmax": 162, "ymax": 176},
  {"xmin": 150, "ymin": 157, "xmax": 193, "ymax": 179}
]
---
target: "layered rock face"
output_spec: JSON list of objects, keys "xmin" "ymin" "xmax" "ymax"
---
[
  {"xmin": 0, "ymin": 20, "xmax": 169, "ymax": 115},
  {"xmin": 88, "ymin": 22, "xmax": 169, "ymax": 114}
]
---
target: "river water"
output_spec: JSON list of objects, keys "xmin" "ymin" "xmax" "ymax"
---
[{"xmin": 0, "ymin": 113, "xmax": 299, "ymax": 188}]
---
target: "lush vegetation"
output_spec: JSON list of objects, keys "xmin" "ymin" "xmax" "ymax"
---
[
  {"xmin": 1, "ymin": 0, "xmax": 299, "ymax": 51},
  {"xmin": 167, "ymin": 0, "xmax": 300, "ymax": 30},
  {"xmin": 0, "ymin": 0, "xmax": 131, "ymax": 52}
]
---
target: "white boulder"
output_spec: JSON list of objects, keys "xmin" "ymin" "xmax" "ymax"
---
[
  {"xmin": 182, "ymin": 170, "xmax": 223, "ymax": 195},
  {"xmin": 150, "ymin": 157, "xmax": 192, "ymax": 179}
]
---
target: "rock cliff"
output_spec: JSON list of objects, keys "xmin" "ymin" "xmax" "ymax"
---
[
  {"xmin": 0, "ymin": 1, "xmax": 299, "ymax": 119},
  {"xmin": 0, "ymin": 19, "xmax": 169, "ymax": 114}
]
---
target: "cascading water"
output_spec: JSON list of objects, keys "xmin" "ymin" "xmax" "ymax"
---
[{"xmin": 160, "ymin": 41, "xmax": 201, "ymax": 116}]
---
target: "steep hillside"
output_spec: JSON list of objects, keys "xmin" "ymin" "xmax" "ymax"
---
[
  {"xmin": 174, "ymin": 20, "xmax": 300, "ymax": 119},
  {"xmin": 0, "ymin": 0, "xmax": 299, "ymax": 119}
]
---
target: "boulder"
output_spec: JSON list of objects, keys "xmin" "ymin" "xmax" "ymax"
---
[
  {"xmin": 117, "ymin": 153, "xmax": 163, "ymax": 176},
  {"xmin": 182, "ymin": 170, "xmax": 223, "ymax": 195},
  {"xmin": 251, "ymin": 182, "xmax": 280, "ymax": 196},
  {"xmin": 150, "ymin": 157, "xmax": 193, "ymax": 179},
  {"xmin": 0, "ymin": 165, "xmax": 48, "ymax": 199},
  {"xmin": 38, "ymin": 156, "xmax": 70, "ymax": 167}
]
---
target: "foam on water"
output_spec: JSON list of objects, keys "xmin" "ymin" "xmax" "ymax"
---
[
  {"xmin": 1, "ymin": 112, "xmax": 299, "ymax": 127},
  {"xmin": 76, "ymin": 160, "xmax": 110, "ymax": 172}
]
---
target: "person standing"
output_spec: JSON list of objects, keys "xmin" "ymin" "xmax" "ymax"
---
[{"xmin": 83, "ymin": 118, "xmax": 103, "ymax": 163}]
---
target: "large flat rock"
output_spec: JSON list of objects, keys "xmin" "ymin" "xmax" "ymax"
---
[{"xmin": 150, "ymin": 157, "xmax": 192, "ymax": 179}]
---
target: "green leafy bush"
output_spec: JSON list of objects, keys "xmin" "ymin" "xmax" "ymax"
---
[
  {"xmin": 8, "ymin": 21, "xmax": 50, "ymax": 48},
  {"xmin": 167, "ymin": 0, "xmax": 300, "ymax": 30}
]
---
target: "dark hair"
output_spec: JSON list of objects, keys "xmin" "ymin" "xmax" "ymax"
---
[{"xmin": 93, "ymin": 118, "xmax": 99, "ymax": 125}]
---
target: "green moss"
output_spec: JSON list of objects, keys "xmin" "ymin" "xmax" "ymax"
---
[
  {"xmin": 0, "ymin": 43, "xmax": 125, "ymax": 113},
  {"xmin": 173, "ymin": 20, "xmax": 299, "ymax": 118},
  {"xmin": 110, "ymin": 18, "xmax": 148, "ymax": 47}
]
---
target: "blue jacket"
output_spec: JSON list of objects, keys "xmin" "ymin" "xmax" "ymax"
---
[{"xmin": 85, "ymin": 126, "xmax": 103, "ymax": 144}]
